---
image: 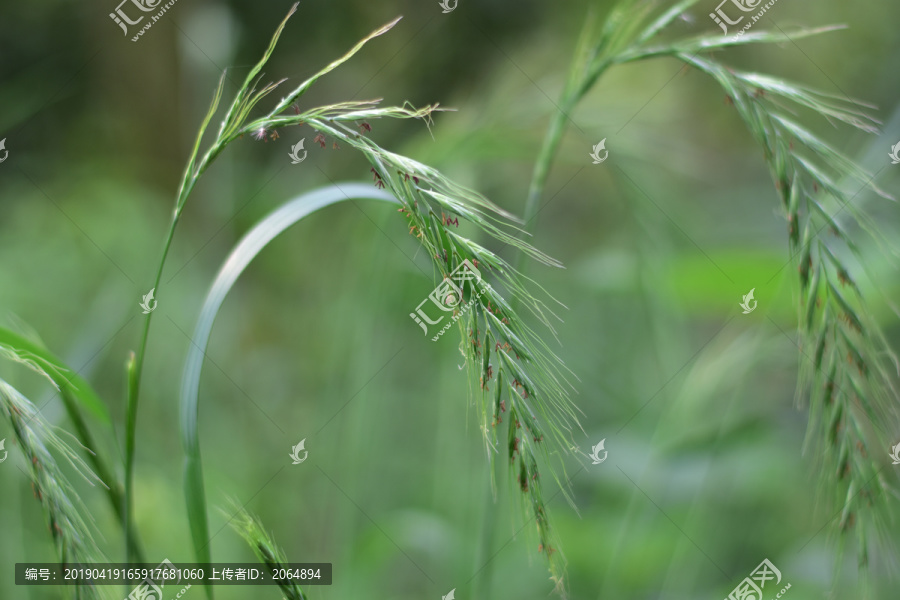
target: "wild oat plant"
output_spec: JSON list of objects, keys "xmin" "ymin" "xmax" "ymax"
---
[{"xmin": 1, "ymin": 1, "xmax": 898, "ymax": 598}]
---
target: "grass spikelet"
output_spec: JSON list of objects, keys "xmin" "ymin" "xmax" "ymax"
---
[
  {"xmin": 306, "ymin": 112, "xmax": 589, "ymax": 583},
  {"xmin": 228, "ymin": 506, "xmax": 306, "ymax": 600},
  {"xmin": 300, "ymin": 80, "xmax": 583, "ymax": 594},
  {"xmin": 0, "ymin": 376, "xmax": 109, "ymax": 600}
]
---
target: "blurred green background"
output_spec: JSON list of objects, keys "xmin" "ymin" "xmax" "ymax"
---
[{"xmin": 1, "ymin": 0, "xmax": 899, "ymax": 598}]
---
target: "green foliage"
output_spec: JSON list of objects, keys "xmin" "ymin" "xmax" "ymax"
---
[{"xmin": 1, "ymin": 2, "xmax": 897, "ymax": 599}]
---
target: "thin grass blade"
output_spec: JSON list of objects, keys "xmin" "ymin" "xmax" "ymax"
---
[
  {"xmin": 219, "ymin": 3, "xmax": 298, "ymax": 136},
  {"xmin": 270, "ymin": 17, "xmax": 403, "ymax": 115},
  {"xmin": 634, "ymin": 0, "xmax": 704, "ymax": 45},
  {"xmin": 179, "ymin": 184, "xmax": 396, "ymax": 595},
  {"xmin": 0, "ymin": 326, "xmax": 111, "ymax": 425},
  {"xmin": 617, "ymin": 26, "xmax": 847, "ymax": 62}
]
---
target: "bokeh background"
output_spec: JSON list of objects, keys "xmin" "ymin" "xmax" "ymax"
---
[{"xmin": 1, "ymin": 0, "xmax": 900, "ymax": 598}]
